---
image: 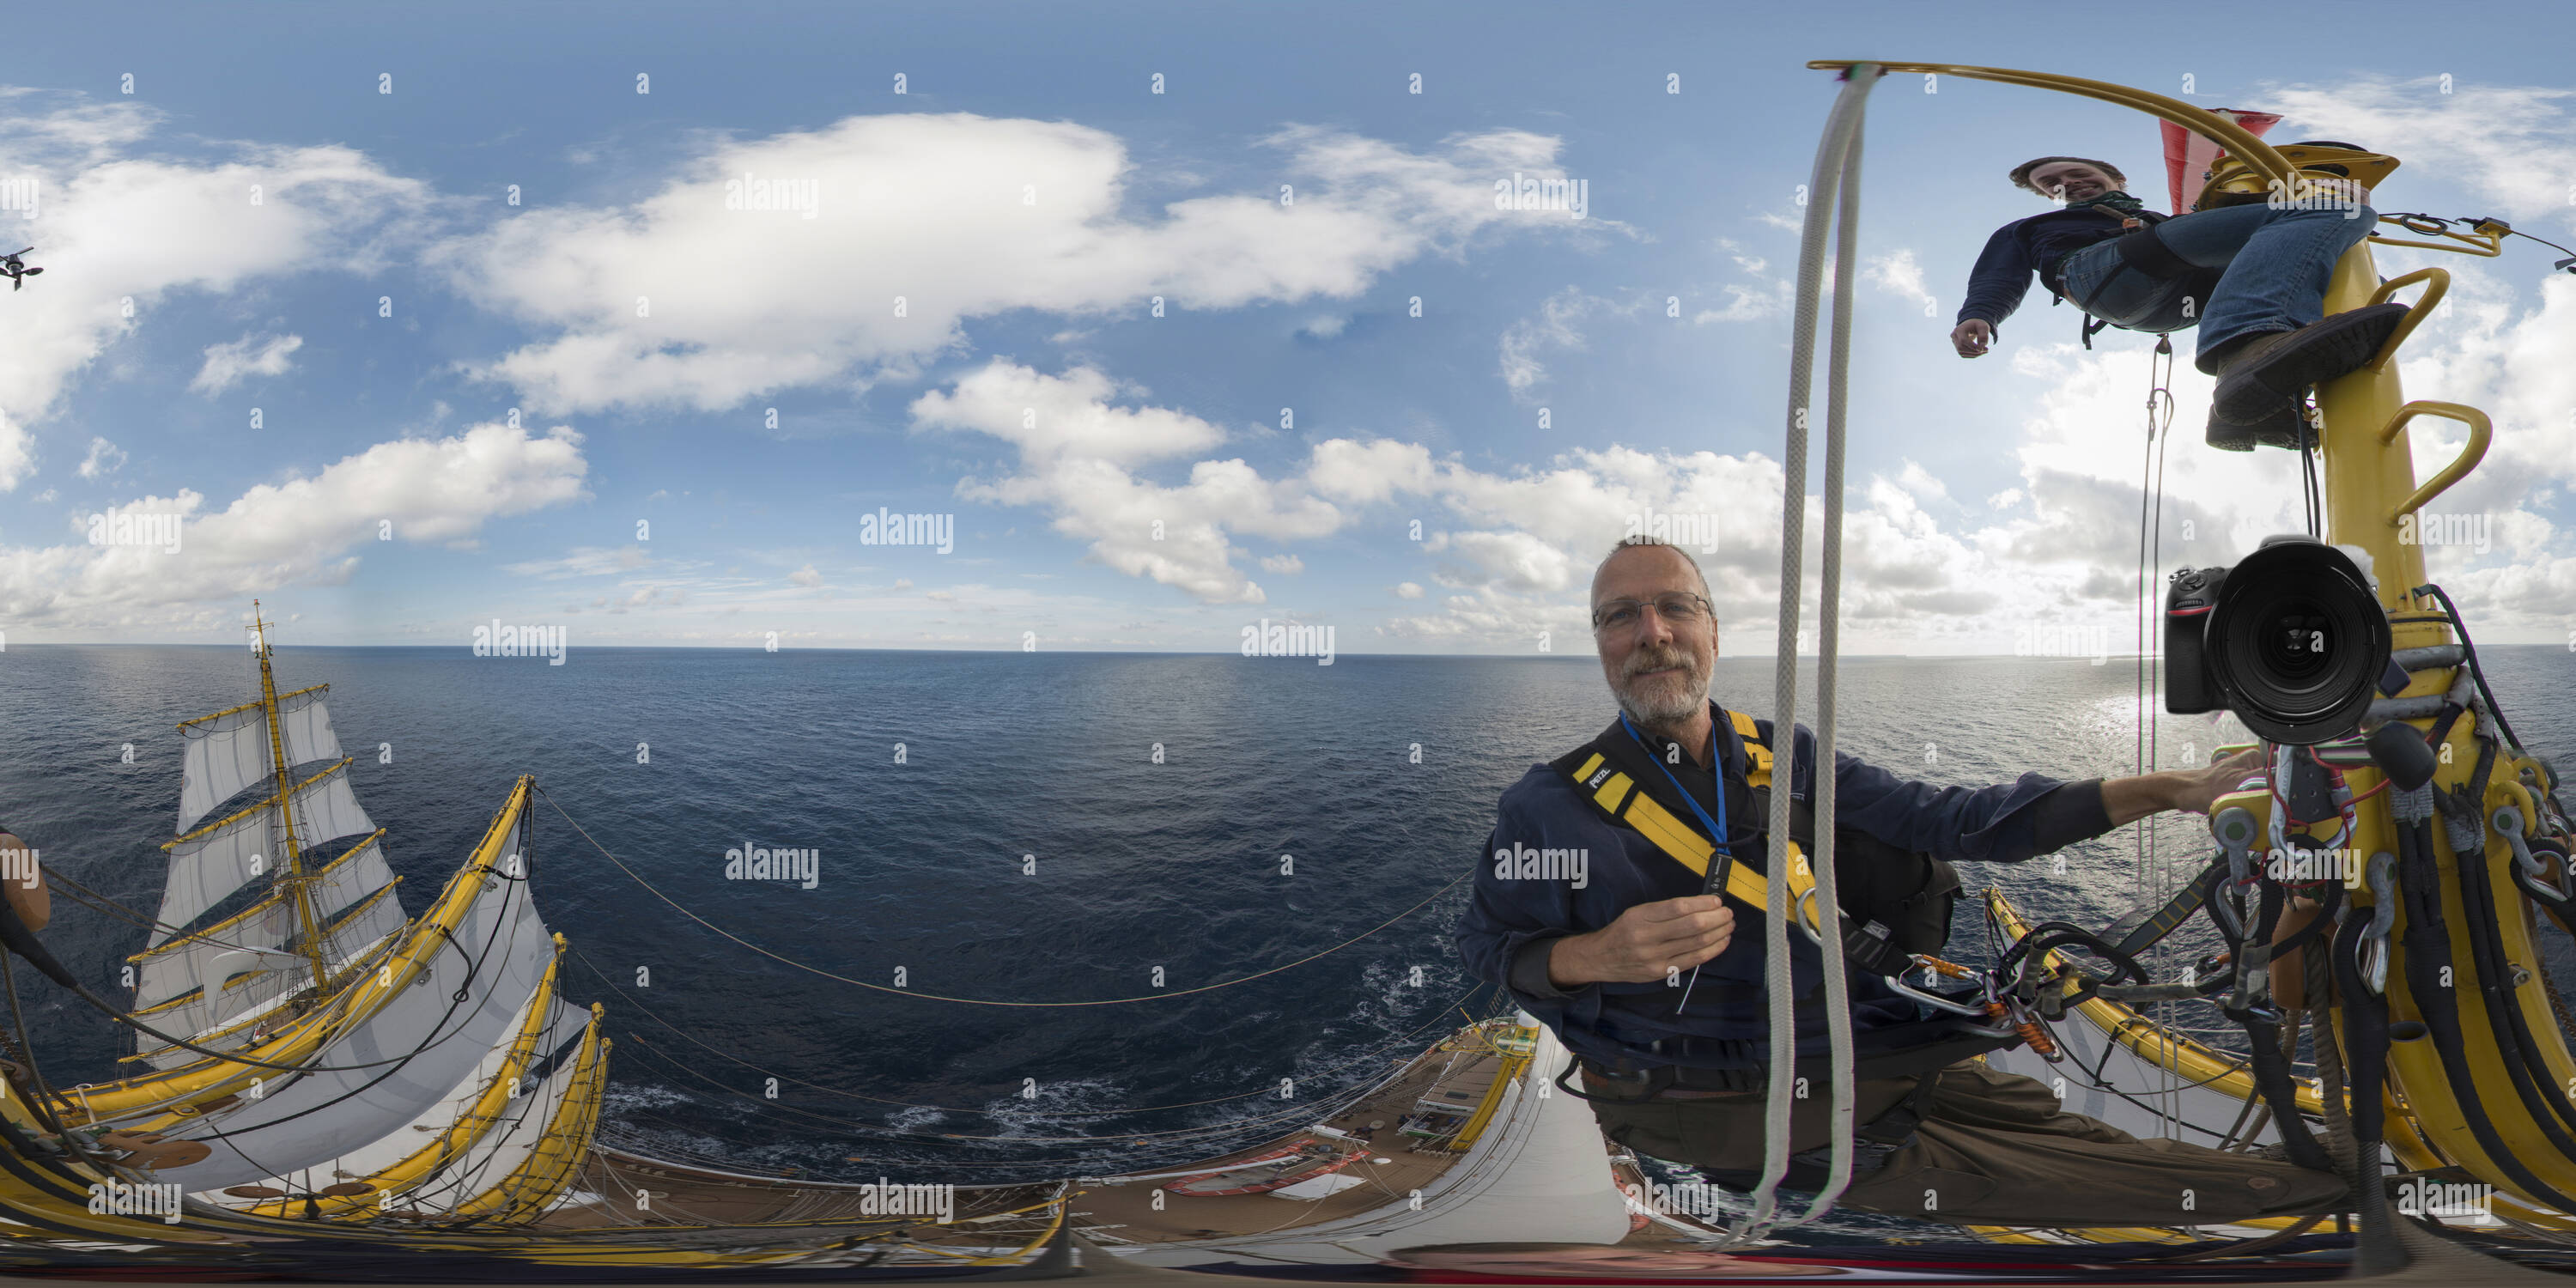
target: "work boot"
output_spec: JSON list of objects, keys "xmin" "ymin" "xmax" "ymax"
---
[
  {"xmin": 2209, "ymin": 303, "xmax": 2409, "ymax": 426},
  {"xmin": 2205, "ymin": 397, "xmax": 2312, "ymax": 453}
]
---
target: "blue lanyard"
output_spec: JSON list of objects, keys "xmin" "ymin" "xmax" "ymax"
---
[{"xmin": 1619, "ymin": 713, "xmax": 1730, "ymax": 864}]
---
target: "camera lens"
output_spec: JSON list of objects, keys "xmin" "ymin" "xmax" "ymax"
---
[{"xmin": 2207, "ymin": 538, "xmax": 2390, "ymax": 744}]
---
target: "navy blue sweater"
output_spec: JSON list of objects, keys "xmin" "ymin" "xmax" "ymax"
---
[
  {"xmin": 1956, "ymin": 204, "xmax": 2168, "ymax": 333},
  {"xmin": 1453, "ymin": 708, "xmax": 2112, "ymax": 1072}
]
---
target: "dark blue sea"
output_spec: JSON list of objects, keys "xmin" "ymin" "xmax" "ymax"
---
[{"xmin": 5, "ymin": 645, "xmax": 2574, "ymax": 1194}]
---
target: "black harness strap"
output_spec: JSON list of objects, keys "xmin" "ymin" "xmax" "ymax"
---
[
  {"xmin": 2113, "ymin": 854, "xmax": 2232, "ymax": 959},
  {"xmin": 1552, "ymin": 715, "xmax": 1953, "ymax": 980},
  {"xmin": 2113, "ymin": 224, "xmax": 2197, "ymax": 279}
]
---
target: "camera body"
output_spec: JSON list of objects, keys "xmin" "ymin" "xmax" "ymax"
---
[
  {"xmin": 2163, "ymin": 565, "xmax": 2229, "ymax": 715},
  {"xmin": 2164, "ymin": 535, "xmax": 2392, "ymax": 745}
]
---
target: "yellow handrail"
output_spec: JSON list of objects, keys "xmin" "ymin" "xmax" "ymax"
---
[
  {"xmin": 2376, "ymin": 402, "xmax": 2492, "ymax": 526},
  {"xmin": 2361, "ymin": 268, "xmax": 2450, "ymax": 372}
]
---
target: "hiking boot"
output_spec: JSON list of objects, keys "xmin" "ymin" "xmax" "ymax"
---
[
  {"xmin": 2210, "ymin": 303, "xmax": 2409, "ymax": 426},
  {"xmin": 2206, "ymin": 397, "xmax": 2312, "ymax": 453}
]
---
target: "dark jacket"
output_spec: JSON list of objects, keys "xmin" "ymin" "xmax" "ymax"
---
[
  {"xmin": 1452, "ymin": 707, "xmax": 2113, "ymax": 1072},
  {"xmin": 1956, "ymin": 204, "xmax": 2170, "ymax": 333}
]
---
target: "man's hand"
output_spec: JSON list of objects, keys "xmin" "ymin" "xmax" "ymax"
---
[
  {"xmin": 2099, "ymin": 747, "xmax": 2265, "ymax": 825},
  {"xmin": 1950, "ymin": 319, "xmax": 1993, "ymax": 358},
  {"xmin": 1547, "ymin": 895, "xmax": 1734, "ymax": 988},
  {"xmin": 2173, "ymin": 748, "xmax": 2265, "ymax": 816}
]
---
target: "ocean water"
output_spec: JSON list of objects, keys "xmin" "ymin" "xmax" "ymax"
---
[{"xmin": 4, "ymin": 643, "xmax": 2574, "ymax": 1192}]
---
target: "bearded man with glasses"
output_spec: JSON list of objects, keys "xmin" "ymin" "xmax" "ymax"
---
[{"xmin": 1453, "ymin": 537, "xmax": 2348, "ymax": 1227}]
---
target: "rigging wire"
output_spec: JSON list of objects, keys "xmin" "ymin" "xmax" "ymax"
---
[
  {"xmin": 538, "ymin": 784, "xmax": 1465, "ymax": 1007},
  {"xmin": 568, "ymin": 936, "xmax": 1485, "ymax": 1127},
  {"xmin": 154, "ymin": 839, "xmax": 534, "ymax": 1171},
  {"xmin": 0, "ymin": 831, "xmax": 546, "ymax": 1089},
  {"xmin": 98, "ymin": 819, "xmax": 551, "ymax": 1200},
  {"xmin": 1, "ymin": 951, "xmax": 74, "ymax": 1139},
  {"xmin": 2133, "ymin": 333, "xmax": 2181, "ymax": 1139},
  {"xmin": 50, "ymin": 869, "xmax": 291, "ymax": 958}
]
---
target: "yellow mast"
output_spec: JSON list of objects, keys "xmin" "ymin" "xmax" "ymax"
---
[
  {"xmin": 250, "ymin": 599, "xmax": 331, "ymax": 993},
  {"xmin": 1803, "ymin": 58, "xmax": 2570, "ymax": 1218}
]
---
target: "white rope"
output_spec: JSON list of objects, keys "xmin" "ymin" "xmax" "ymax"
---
[
  {"xmin": 1791, "ymin": 88, "xmax": 1868, "ymax": 1229},
  {"xmin": 1719, "ymin": 62, "xmax": 1881, "ymax": 1246}
]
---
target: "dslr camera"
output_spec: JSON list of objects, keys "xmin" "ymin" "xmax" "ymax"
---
[{"xmin": 2164, "ymin": 534, "xmax": 2398, "ymax": 746}]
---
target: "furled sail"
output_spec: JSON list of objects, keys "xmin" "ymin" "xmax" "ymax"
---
[
  {"xmin": 175, "ymin": 683, "xmax": 339, "ymax": 834},
  {"xmin": 150, "ymin": 760, "xmax": 375, "ymax": 950},
  {"xmin": 156, "ymin": 804, "xmax": 558, "ymax": 1190}
]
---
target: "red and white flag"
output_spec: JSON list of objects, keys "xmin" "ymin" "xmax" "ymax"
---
[{"xmin": 2162, "ymin": 110, "xmax": 2283, "ymax": 213}]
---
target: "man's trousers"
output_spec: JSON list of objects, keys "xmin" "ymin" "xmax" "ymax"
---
[{"xmin": 1584, "ymin": 1058, "xmax": 2352, "ymax": 1227}]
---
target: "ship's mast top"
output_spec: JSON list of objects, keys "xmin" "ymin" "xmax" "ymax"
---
[{"xmin": 249, "ymin": 599, "xmax": 331, "ymax": 992}]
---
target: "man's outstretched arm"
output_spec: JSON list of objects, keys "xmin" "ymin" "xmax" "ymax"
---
[
  {"xmin": 2105, "ymin": 747, "xmax": 2264, "ymax": 822},
  {"xmin": 1825, "ymin": 732, "xmax": 2264, "ymax": 865},
  {"xmin": 1952, "ymin": 222, "xmax": 2033, "ymax": 357}
]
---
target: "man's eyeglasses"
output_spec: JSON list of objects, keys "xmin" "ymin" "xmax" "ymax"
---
[{"xmin": 1591, "ymin": 592, "xmax": 1713, "ymax": 631}]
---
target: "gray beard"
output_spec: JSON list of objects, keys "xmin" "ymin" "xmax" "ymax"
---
[{"xmin": 1613, "ymin": 668, "xmax": 1710, "ymax": 733}]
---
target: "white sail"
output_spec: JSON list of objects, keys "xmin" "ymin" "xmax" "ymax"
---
[
  {"xmin": 132, "ymin": 884, "xmax": 410, "ymax": 1070},
  {"xmin": 176, "ymin": 704, "xmax": 270, "ymax": 835},
  {"xmin": 311, "ymin": 833, "xmax": 397, "ymax": 921},
  {"xmin": 288, "ymin": 760, "xmax": 375, "ymax": 852},
  {"xmin": 175, "ymin": 684, "xmax": 342, "ymax": 837},
  {"xmin": 152, "ymin": 807, "xmax": 275, "ymax": 950},
  {"xmin": 275, "ymin": 686, "xmax": 342, "ymax": 768},
  {"xmin": 150, "ymin": 762, "xmax": 375, "ymax": 948},
  {"xmin": 318, "ymin": 884, "xmax": 407, "ymax": 975},
  {"xmin": 157, "ymin": 811, "xmax": 558, "ymax": 1189},
  {"xmin": 132, "ymin": 833, "xmax": 397, "ymax": 1013},
  {"xmin": 397, "ymin": 1009, "xmax": 588, "ymax": 1216},
  {"xmin": 132, "ymin": 897, "xmax": 298, "ymax": 1014},
  {"xmin": 202, "ymin": 985, "xmax": 579, "ymax": 1211}
]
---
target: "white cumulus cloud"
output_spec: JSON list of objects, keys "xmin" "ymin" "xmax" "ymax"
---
[
  {"xmin": 191, "ymin": 332, "xmax": 305, "ymax": 395},
  {"xmin": 437, "ymin": 113, "xmax": 1597, "ymax": 415},
  {"xmin": 0, "ymin": 422, "xmax": 586, "ymax": 633}
]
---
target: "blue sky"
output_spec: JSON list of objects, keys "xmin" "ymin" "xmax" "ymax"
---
[{"xmin": 4, "ymin": 0, "xmax": 2573, "ymax": 653}]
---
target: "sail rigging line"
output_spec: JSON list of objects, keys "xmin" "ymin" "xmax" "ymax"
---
[
  {"xmin": 0, "ymin": 952, "xmax": 76, "ymax": 1140},
  {"xmin": 173, "ymin": 865, "xmax": 537, "ymax": 1145},
  {"xmin": 9, "ymin": 881, "xmax": 528, "ymax": 1083},
  {"xmin": 537, "ymin": 784, "xmax": 1466, "ymax": 1007},
  {"xmin": 568, "ymin": 936, "xmax": 1478, "ymax": 1122},
  {"xmin": 371, "ymin": 1009, "xmax": 582, "ymax": 1216},
  {"xmin": 2130, "ymin": 333, "xmax": 2183, "ymax": 1141},
  {"xmin": 50, "ymin": 862, "xmax": 396, "ymax": 1045}
]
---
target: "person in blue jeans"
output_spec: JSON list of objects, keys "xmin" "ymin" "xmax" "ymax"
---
[{"xmin": 1948, "ymin": 154, "xmax": 2407, "ymax": 451}]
